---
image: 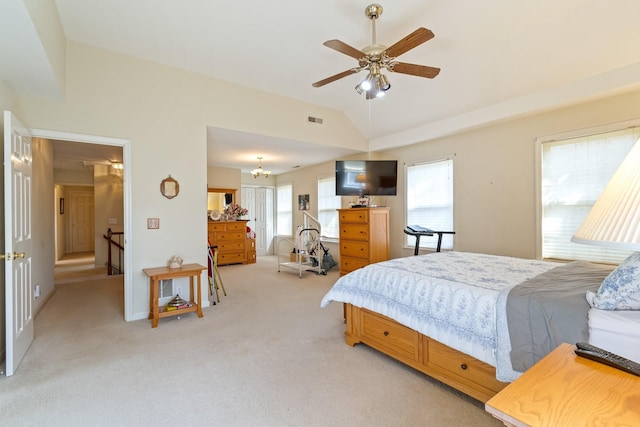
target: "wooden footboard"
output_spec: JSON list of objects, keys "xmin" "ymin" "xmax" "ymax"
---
[{"xmin": 344, "ymin": 303, "xmax": 507, "ymax": 402}]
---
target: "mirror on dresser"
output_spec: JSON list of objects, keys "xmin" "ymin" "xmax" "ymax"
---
[{"xmin": 207, "ymin": 188, "xmax": 236, "ymax": 214}]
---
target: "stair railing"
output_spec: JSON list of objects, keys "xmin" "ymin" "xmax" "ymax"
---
[{"xmin": 103, "ymin": 228, "xmax": 124, "ymax": 275}]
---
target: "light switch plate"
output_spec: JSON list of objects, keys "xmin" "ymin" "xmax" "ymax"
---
[{"xmin": 147, "ymin": 218, "xmax": 159, "ymax": 229}]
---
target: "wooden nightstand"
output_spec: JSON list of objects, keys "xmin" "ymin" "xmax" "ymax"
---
[{"xmin": 485, "ymin": 343, "xmax": 640, "ymax": 426}]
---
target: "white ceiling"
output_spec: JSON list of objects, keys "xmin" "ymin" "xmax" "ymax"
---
[{"xmin": 4, "ymin": 0, "xmax": 640, "ymax": 174}]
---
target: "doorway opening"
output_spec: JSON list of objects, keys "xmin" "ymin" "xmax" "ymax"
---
[{"xmin": 33, "ymin": 129, "xmax": 133, "ymax": 320}]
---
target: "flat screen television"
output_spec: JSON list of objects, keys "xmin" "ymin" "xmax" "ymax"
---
[{"xmin": 335, "ymin": 160, "xmax": 398, "ymax": 196}]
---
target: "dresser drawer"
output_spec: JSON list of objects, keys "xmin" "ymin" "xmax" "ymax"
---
[
  {"xmin": 216, "ymin": 232, "xmax": 244, "ymax": 241},
  {"xmin": 208, "ymin": 222, "xmax": 227, "ymax": 231},
  {"xmin": 339, "ymin": 209, "xmax": 369, "ymax": 224},
  {"xmin": 340, "ymin": 241, "xmax": 369, "ymax": 259},
  {"xmin": 217, "ymin": 241, "xmax": 244, "ymax": 252},
  {"xmin": 217, "ymin": 251, "xmax": 245, "ymax": 264},
  {"xmin": 340, "ymin": 256, "xmax": 369, "ymax": 274},
  {"xmin": 426, "ymin": 338, "xmax": 505, "ymax": 393},
  {"xmin": 225, "ymin": 222, "xmax": 246, "ymax": 231},
  {"xmin": 360, "ymin": 309, "xmax": 419, "ymax": 360},
  {"xmin": 340, "ymin": 225, "xmax": 369, "ymax": 241}
]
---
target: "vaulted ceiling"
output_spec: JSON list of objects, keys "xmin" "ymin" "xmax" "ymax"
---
[{"xmin": 3, "ymin": 0, "xmax": 640, "ymax": 174}]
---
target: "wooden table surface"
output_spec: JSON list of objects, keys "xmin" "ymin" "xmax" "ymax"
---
[
  {"xmin": 485, "ymin": 343, "xmax": 640, "ymax": 426},
  {"xmin": 143, "ymin": 263, "xmax": 206, "ymax": 328}
]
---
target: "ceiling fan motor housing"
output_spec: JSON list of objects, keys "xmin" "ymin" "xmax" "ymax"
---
[{"xmin": 365, "ymin": 4, "xmax": 383, "ymax": 19}]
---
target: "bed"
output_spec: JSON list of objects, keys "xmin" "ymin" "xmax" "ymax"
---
[
  {"xmin": 589, "ymin": 309, "xmax": 640, "ymax": 363},
  {"xmin": 320, "ymin": 251, "xmax": 637, "ymax": 402}
]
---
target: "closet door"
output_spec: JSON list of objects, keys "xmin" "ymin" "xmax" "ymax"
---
[{"xmin": 242, "ymin": 186, "xmax": 275, "ymax": 256}]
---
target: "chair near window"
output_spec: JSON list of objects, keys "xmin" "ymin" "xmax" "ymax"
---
[{"xmin": 208, "ymin": 242, "xmax": 227, "ymax": 304}]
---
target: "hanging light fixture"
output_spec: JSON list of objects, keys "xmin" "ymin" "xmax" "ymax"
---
[
  {"xmin": 355, "ymin": 62, "xmax": 390, "ymax": 98},
  {"xmin": 251, "ymin": 156, "xmax": 271, "ymax": 178}
]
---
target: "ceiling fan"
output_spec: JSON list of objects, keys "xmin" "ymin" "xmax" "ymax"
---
[{"xmin": 312, "ymin": 4, "xmax": 440, "ymax": 100}]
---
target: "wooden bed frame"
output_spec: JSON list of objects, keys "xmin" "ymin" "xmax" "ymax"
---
[{"xmin": 344, "ymin": 303, "xmax": 508, "ymax": 402}]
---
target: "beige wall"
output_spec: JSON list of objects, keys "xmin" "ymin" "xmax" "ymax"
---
[
  {"xmin": 13, "ymin": 42, "xmax": 365, "ymax": 321},
  {"xmin": 382, "ymin": 89, "xmax": 640, "ymax": 259},
  {"xmin": 31, "ymin": 138, "xmax": 56, "ymax": 317},
  {"xmin": 94, "ymin": 165, "xmax": 124, "ymax": 269},
  {"xmin": 3, "ymin": 38, "xmax": 640, "ymax": 325},
  {"xmin": 274, "ymin": 88, "xmax": 640, "ymax": 261},
  {"xmin": 54, "ymin": 184, "xmax": 65, "ymax": 261}
]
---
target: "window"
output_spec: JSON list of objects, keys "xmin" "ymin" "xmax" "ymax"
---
[
  {"xmin": 406, "ymin": 158, "xmax": 454, "ymax": 250},
  {"xmin": 540, "ymin": 125, "xmax": 639, "ymax": 263},
  {"xmin": 317, "ymin": 177, "xmax": 340, "ymax": 239},
  {"xmin": 276, "ymin": 183, "xmax": 293, "ymax": 236}
]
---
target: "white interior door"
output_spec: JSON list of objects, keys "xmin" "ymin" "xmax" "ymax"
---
[
  {"xmin": 3, "ymin": 111, "xmax": 34, "ymax": 376},
  {"xmin": 69, "ymin": 190, "xmax": 95, "ymax": 252},
  {"xmin": 242, "ymin": 186, "xmax": 256, "ymax": 232}
]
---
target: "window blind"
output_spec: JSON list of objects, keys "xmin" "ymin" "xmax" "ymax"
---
[
  {"xmin": 317, "ymin": 177, "xmax": 340, "ymax": 238},
  {"xmin": 406, "ymin": 159, "xmax": 454, "ymax": 250},
  {"xmin": 276, "ymin": 184, "xmax": 292, "ymax": 236},
  {"xmin": 541, "ymin": 127, "xmax": 638, "ymax": 263}
]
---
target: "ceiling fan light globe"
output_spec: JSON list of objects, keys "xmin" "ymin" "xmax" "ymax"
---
[
  {"xmin": 378, "ymin": 74, "xmax": 391, "ymax": 91},
  {"xmin": 360, "ymin": 79, "xmax": 372, "ymax": 91}
]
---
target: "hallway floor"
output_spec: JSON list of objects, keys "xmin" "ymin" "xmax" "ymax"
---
[{"xmin": 55, "ymin": 252, "xmax": 108, "ymax": 284}]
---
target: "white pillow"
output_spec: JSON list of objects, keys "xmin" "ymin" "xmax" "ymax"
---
[{"xmin": 586, "ymin": 251, "xmax": 640, "ymax": 310}]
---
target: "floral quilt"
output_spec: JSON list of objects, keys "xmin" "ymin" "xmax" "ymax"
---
[{"xmin": 321, "ymin": 251, "xmax": 558, "ymax": 370}]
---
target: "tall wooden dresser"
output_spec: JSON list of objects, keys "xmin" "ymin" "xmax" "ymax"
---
[
  {"xmin": 337, "ymin": 207, "xmax": 390, "ymax": 276},
  {"xmin": 207, "ymin": 220, "xmax": 256, "ymax": 265}
]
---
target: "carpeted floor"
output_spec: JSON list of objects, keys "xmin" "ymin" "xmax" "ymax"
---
[{"xmin": 0, "ymin": 256, "xmax": 502, "ymax": 426}]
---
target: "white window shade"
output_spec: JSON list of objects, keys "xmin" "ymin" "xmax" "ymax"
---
[
  {"xmin": 571, "ymin": 139, "xmax": 640, "ymax": 251},
  {"xmin": 406, "ymin": 159, "xmax": 454, "ymax": 250},
  {"xmin": 318, "ymin": 177, "xmax": 340, "ymax": 239},
  {"xmin": 541, "ymin": 127, "xmax": 638, "ymax": 263},
  {"xmin": 276, "ymin": 184, "xmax": 292, "ymax": 236}
]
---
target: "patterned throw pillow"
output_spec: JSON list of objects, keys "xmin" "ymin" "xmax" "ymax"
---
[{"xmin": 586, "ymin": 251, "xmax": 640, "ymax": 310}]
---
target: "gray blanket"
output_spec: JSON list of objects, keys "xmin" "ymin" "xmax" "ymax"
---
[{"xmin": 507, "ymin": 261, "xmax": 614, "ymax": 372}]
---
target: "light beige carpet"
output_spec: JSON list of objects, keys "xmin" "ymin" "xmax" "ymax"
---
[{"xmin": 0, "ymin": 256, "xmax": 502, "ymax": 426}]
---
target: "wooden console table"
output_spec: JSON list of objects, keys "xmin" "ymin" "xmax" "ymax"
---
[
  {"xmin": 485, "ymin": 343, "xmax": 640, "ymax": 426},
  {"xmin": 143, "ymin": 263, "xmax": 206, "ymax": 328}
]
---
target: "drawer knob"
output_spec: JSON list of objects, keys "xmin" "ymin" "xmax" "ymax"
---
[
  {"xmin": 383, "ymin": 331, "xmax": 389, "ymax": 336},
  {"xmin": 460, "ymin": 363, "xmax": 468, "ymax": 370}
]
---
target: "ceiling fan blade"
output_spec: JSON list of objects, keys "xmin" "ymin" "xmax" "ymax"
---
[
  {"xmin": 391, "ymin": 62, "xmax": 440, "ymax": 79},
  {"xmin": 323, "ymin": 39, "xmax": 366, "ymax": 61},
  {"xmin": 312, "ymin": 69, "xmax": 359, "ymax": 88},
  {"xmin": 384, "ymin": 28, "xmax": 434, "ymax": 59}
]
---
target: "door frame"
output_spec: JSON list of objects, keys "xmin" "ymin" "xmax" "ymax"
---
[{"xmin": 31, "ymin": 128, "xmax": 134, "ymax": 321}]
